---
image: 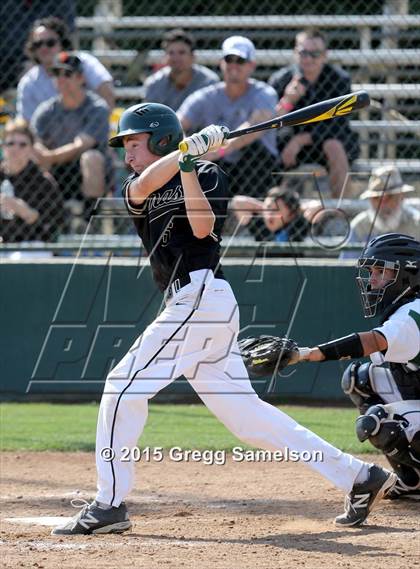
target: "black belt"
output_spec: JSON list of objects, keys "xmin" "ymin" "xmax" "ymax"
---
[{"xmin": 165, "ymin": 274, "xmax": 191, "ymax": 300}]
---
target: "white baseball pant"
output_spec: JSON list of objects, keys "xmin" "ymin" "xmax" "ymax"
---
[{"xmin": 95, "ymin": 269, "xmax": 365, "ymax": 506}]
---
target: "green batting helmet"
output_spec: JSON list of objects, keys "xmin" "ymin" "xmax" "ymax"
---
[{"xmin": 109, "ymin": 102, "xmax": 184, "ymax": 156}]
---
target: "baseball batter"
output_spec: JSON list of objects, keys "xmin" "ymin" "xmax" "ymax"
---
[{"xmin": 52, "ymin": 103, "xmax": 396, "ymax": 536}]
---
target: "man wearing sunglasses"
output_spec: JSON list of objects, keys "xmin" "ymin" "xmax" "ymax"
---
[
  {"xmin": 178, "ymin": 35, "xmax": 278, "ymax": 199},
  {"xmin": 31, "ymin": 52, "xmax": 113, "ymax": 219},
  {"xmin": 269, "ymin": 28, "xmax": 359, "ymax": 198},
  {"xmin": 17, "ymin": 17, "xmax": 114, "ymax": 121}
]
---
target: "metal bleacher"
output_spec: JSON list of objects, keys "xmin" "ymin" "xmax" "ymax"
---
[
  {"xmin": 76, "ymin": 12, "xmax": 420, "ymax": 176},
  {"xmin": 76, "ymin": 14, "xmax": 420, "ymax": 33},
  {"xmin": 92, "ymin": 48, "xmax": 420, "ymax": 72}
]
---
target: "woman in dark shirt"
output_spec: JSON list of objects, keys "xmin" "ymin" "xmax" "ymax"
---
[
  {"xmin": 0, "ymin": 118, "xmax": 63, "ymax": 242},
  {"xmin": 231, "ymin": 185, "xmax": 310, "ymax": 243}
]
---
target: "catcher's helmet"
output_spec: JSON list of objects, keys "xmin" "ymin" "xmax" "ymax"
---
[
  {"xmin": 356, "ymin": 233, "xmax": 420, "ymax": 318},
  {"xmin": 109, "ymin": 102, "xmax": 183, "ymax": 156}
]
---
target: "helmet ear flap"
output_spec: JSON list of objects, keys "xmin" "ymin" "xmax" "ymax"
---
[{"xmin": 148, "ymin": 134, "xmax": 171, "ymax": 156}]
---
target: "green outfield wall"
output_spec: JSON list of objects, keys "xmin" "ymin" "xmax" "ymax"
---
[{"xmin": 0, "ymin": 258, "xmax": 376, "ymax": 402}]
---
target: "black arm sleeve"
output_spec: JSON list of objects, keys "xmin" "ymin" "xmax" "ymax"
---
[{"xmin": 317, "ymin": 333, "xmax": 364, "ymax": 361}]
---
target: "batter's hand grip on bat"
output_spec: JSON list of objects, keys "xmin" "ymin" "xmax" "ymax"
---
[{"xmin": 179, "ymin": 126, "xmax": 230, "ymax": 154}]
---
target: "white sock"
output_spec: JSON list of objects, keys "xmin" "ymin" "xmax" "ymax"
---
[{"xmin": 354, "ymin": 463, "xmax": 371, "ymax": 484}]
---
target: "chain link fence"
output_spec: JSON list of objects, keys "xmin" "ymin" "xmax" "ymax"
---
[{"xmin": 0, "ymin": 0, "xmax": 419, "ymax": 252}]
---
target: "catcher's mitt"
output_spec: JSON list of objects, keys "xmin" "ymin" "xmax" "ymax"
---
[{"xmin": 238, "ymin": 335, "xmax": 299, "ymax": 377}]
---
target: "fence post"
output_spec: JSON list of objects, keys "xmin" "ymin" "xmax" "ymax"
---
[
  {"xmin": 380, "ymin": 0, "xmax": 409, "ymax": 160},
  {"xmin": 93, "ymin": 0, "xmax": 122, "ymax": 51}
]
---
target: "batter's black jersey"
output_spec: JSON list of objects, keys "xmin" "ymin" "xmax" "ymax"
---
[{"xmin": 122, "ymin": 160, "xmax": 231, "ymax": 291}]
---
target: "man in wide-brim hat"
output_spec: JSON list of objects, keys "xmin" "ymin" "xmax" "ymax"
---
[
  {"xmin": 360, "ymin": 164, "xmax": 415, "ymax": 200},
  {"xmin": 342, "ymin": 165, "xmax": 419, "ymax": 257}
]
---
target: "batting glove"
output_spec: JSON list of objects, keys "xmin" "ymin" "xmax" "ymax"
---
[
  {"xmin": 198, "ymin": 125, "xmax": 229, "ymax": 151},
  {"xmin": 178, "ymin": 126, "xmax": 230, "ymax": 172},
  {"xmin": 178, "ymin": 131, "xmax": 209, "ymax": 173},
  {"xmin": 181, "ymin": 132, "xmax": 210, "ymax": 157}
]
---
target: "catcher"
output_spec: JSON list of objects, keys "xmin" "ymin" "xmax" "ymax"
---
[{"xmin": 240, "ymin": 233, "xmax": 420, "ymax": 500}]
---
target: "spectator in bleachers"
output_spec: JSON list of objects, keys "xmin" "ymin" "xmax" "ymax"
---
[
  {"xmin": 17, "ymin": 16, "xmax": 114, "ymax": 121},
  {"xmin": 31, "ymin": 52, "xmax": 114, "ymax": 218},
  {"xmin": 269, "ymin": 28, "xmax": 359, "ymax": 198},
  {"xmin": 341, "ymin": 165, "xmax": 420, "ymax": 258},
  {"xmin": 178, "ymin": 35, "xmax": 278, "ymax": 198},
  {"xmin": 230, "ymin": 185, "xmax": 310, "ymax": 242},
  {"xmin": 0, "ymin": 0, "xmax": 75, "ymax": 92},
  {"xmin": 143, "ymin": 29, "xmax": 219, "ymax": 111},
  {"xmin": 0, "ymin": 118, "xmax": 63, "ymax": 244}
]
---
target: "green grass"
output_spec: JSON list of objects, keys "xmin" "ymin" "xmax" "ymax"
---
[{"xmin": 0, "ymin": 403, "xmax": 376, "ymax": 454}]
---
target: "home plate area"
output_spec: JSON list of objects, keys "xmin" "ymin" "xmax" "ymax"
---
[{"xmin": 1, "ymin": 452, "xmax": 418, "ymax": 569}]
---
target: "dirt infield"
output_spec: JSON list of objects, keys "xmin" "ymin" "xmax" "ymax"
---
[{"xmin": 1, "ymin": 452, "xmax": 418, "ymax": 569}]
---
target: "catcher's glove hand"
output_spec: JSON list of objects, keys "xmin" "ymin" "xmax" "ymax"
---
[{"xmin": 238, "ymin": 335, "xmax": 299, "ymax": 377}]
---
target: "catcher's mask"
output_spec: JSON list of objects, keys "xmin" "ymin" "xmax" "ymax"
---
[
  {"xmin": 109, "ymin": 102, "xmax": 183, "ymax": 156},
  {"xmin": 356, "ymin": 233, "xmax": 420, "ymax": 318}
]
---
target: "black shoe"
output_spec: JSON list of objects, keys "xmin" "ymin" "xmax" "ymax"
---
[
  {"xmin": 384, "ymin": 478, "xmax": 420, "ymax": 501},
  {"xmin": 335, "ymin": 465, "xmax": 397, "ymax": 527},
  {"xmin": 51, "ymin": 500, "xmax": 132, "ymax": 535}
]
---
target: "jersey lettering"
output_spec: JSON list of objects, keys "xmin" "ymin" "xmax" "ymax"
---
[{"xmin": 122, "ymin": 161, "xmax": 230, "ymax": 291}]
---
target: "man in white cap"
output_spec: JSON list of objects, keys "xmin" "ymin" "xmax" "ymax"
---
[
  {"xmin": 342, "ymin": 165, "xmax": 419, "ymax": 258},
  {"xmin": 178, "ymin": 35, "xmax": 278, "ymax": 198}
]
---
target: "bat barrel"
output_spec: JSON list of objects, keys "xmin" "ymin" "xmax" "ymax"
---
[
  {"xmin": 178, "ymin": 91, "xmax": 370, "ymax": 152},
  {"xmin": 280, "ymin": 90, "xmax": 370, "ymax": 128}
]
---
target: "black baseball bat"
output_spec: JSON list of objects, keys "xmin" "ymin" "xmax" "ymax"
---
[{"xmin": 179, "ymin": 90, "xmax": 370, "ymax": 152}]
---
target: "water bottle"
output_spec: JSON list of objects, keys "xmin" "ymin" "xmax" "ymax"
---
[{"xmin": 1, "ymin": 178, "xmax": 15, "ymax": 220}]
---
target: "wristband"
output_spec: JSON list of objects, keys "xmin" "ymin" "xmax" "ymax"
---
[
  {"xmin": 280, "ymin": 98, "xmax": 295, "ymax": 112},
  {"xmin": 179, "ymin": 154, "xmax": 197, "ymax": 173},
  {"xmin": 317, "ymin": 333, "xmax": 364, "ymax": 361},
  {"xmin": 298, "ymin": 347, "xmax": 311, "ymax": 361}
]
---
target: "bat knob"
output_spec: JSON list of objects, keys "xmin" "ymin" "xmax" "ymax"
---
[{"xmin": 179, "ymin": 141, "xmax": 188, "ymax": 153}]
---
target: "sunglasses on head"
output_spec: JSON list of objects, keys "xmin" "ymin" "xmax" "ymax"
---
[
  {"xmin": 297, "ymin": 49, "xmax": 324, "ymax": 59},
  {"xmin": 52, "ymin": 68, "xmax": 74, "ymax": 78},
  {"xmin": 4, "ymin": 140, "xmax": 30, "ymax": 148},
  {"xmin": 32, "ymin": 38, "xmax": 58, "ymax": 50},
  {"xmin": 224, "ymin": 55, "xmax": 247, "ymax": 65}
]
